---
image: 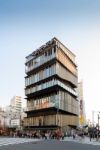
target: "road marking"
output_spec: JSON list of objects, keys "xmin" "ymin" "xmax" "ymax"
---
[
  {"xmin": 0, "ymin": 138, "xmax": 40, "ymax": 147},
  {"xmin": 62, "ymin": 137, "xmax": 100, "ymax": 146}
]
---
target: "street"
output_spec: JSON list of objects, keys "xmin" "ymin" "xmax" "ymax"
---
[{"xmin": 0, "ymin": 138, "xmax": 100, "ymax": 150}]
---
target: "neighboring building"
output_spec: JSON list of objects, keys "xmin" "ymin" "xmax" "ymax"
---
[
  {"xmin": 4, "ymin": 105, "xmax": 25, "ymax": 130},
  {"xmin": 5, "ymin": 105, "xmax": 20, "ymax": 120},
  {"xmin": 10, "ymin": 119, "xmax": 20, "ymax": 128},
  {"xmin": 0, "ymin": 107, "xmax": 5, "ymax": 127},
  {"xmin": 24, "ymin": 37, "xmax": 79, "ymax": 131},
  {"xmin": 10, "ymin": 96, "xmax": 22, "ymax": 112},
  {"xmin": 0, "ymin": 107, "xmax": 8, "ymax": 131},
  {"xmin": 77, "ymin": 81, "xmax": 86, "ymax": 126}
]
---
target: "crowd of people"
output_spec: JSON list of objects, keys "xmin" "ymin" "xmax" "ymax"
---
[
  {"xmin": 9, "ymin": 129, "xmax": 65, "ymax": 140},
  {"xmin": 1, "ymin": 126, "xmax": 100, "ymax": 142},
  {"xmin": 68, "ymin": 127, "xmax": 100, "ymax": 142}
]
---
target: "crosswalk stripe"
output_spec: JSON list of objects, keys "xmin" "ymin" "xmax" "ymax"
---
[
  {"xmin": 0, "ymin": 138, "xmax": 40, "ymax": 147},
  {"xmin": 61, "ymin": 137, "xmax": 100, "ymax": 146}
]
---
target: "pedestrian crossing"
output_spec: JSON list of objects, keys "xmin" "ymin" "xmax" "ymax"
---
[
  {"xmin": 72, "ymin": 139, "xmax": 100, "ymax": 146},
  {"xmin": 0, "ymin": 137, "xmax": 40, "ymax": 147},
  {"xmin": 0, "ymin": 137, "xmax": 100, "ymax": 147},
  {"xmin": 62, "ymin": 137, "xmax": 100, "ymax": 146}
]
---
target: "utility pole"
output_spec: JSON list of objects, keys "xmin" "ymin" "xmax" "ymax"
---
[
  {"xmin": 92, "ymin": 110, "xmax": 100, "ymax": 126},
  {"xmin": 98, "ymin": 113, "xmax": 100, "ymax": 138},
  {"xmin": 92, "ymin": 110, "xmax": 94, "ymax": 127},
  {"xmin": 97, "ymin": 112, "xmax": 100, "ymax": 141},
  {"xmin": 98, "ymin": 114, "xmax": 100, "ymax": 131}
]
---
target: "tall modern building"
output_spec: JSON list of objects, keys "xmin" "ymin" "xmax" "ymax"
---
[
  {"xmin": 24, "ymin": 37, "xmax": 79, "ymax": 131},
  {"xmin": 77, "ymin": 81, "xmax": 86, "ymax": 126},
  {"xmin": 10, "ymin": 96, "xmax": 22, "ymax": 113}
]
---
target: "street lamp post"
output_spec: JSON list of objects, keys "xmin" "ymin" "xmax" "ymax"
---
[
  {"xmin": 92, "ymin": 110, "xmax": 100, "ymax": 141},
  {"xmin": 92, "ymin": 111, "xmax": 94, "ymax": 127},
  {"xmin": 92, "ymin": 110, "xmax": 100, "ymax": 127},
  {"xmin": 96, "ymin": 112, "xmax": 100, "ymax": 141},
  {"xmin": 97, "ymin": 113, "xmax": 100, "ymax": 140},
  {"xmin": 3, "ymin": 115, "xmax": 6, "ymax": 131},
  {"xmin": 98, "ymin": 114, "xmax": 100, "ymax": 130}
]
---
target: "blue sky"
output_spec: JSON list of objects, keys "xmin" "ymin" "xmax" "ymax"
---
[{"xmin": 0, "ymin": 0, "xmax": 100, "ymax": 121}]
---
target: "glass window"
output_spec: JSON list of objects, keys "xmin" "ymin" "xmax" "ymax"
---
[
  {"xmin": 25, "ymin": 78, "xmax": 27, "ymax": 86},
  {"xmin": 54, "ymin": 46, "xmax": 56, "ymax": 53},
  {"xmin": 34, "ymin": 73, "xmax": 37, "ymax": 82},
  {"xmin": 50, "ymin": 49, "xmax": 52, "ymax": 55},
  {"xmin": 45, "ymin": 52, "xmax": 47, "ymax": 56},
  {"xmin": 47, "ymin": 67, "xmax": 49, "ymax": 77},
  {"xmin": 49, "ymin": 66, "xmax": 52, "ymax": 76},
  {"xmin": 48, "ymin": 50, "xmax": 51, "ymax": 56}
]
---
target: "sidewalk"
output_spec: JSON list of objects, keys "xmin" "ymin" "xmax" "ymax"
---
[{"xmin": 62, "ymin": 136, "xmax": 100, "ymax": 145}]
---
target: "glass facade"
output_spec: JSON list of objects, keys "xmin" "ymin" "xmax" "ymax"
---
[
  {"xmin": 25, "ymin": 78, "xmax": 77, "ymax": 97},
  {"xmin": 27, "ymin": 90, "xmax": 78, "ymax": 115},
  {"xmin": 27, "ymin": 93, "xmax": 59, "ymax": 110},
  {"xmin": 25, "ymin": 38, "xmax": 79, "ymax": 129},
  {"xmin": 25, "ymin": 46, "xmax": 56, "ymax": 73},
  {"xmin": 25, "ymin": 64, "xmax": 56, "ymax": 86},
  {"xmin": 24, "ymin": 115, "xmax": 56, "ymax": 126},
  {"xmin": 25, "ymin": 62, "xmax": 77, "ymax": 88}
]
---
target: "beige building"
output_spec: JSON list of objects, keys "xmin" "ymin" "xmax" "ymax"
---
[
  {"xmin": 24, "ymin": 37, "xmax": 79, "ymax": 131},
  {"xmin": 10, "ymin": 96, "xmax": 22, "ymax": 112},
  {"xmin": 77, "ymin": 81, "xmax": 86, "ymax": 126}
]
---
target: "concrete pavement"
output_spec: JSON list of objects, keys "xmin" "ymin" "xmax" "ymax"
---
[
  {"xmin": 0, "ymin": 136, "xmax": 100, "ymax": 147},
  {"xmin": 0, "ymin": 137, "xmax": 41, "ymax": 147},
  {"xmin": 62, "ymin": 136, "xmax": 100, "ymax": 145},
  {"xmin": 0, "ymin": 139, "xmax": 100, "ymax": 150}
]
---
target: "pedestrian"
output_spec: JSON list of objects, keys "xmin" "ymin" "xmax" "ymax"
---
[
  {"xmin": 73, "ymin": 133, "xmax": 76, "ymax": 139},
  {"xmin": 89, "ymin": 132, "xmax": 92, "ymax": 141}
]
